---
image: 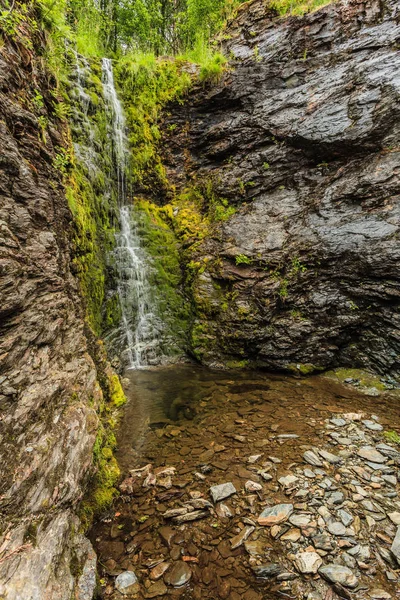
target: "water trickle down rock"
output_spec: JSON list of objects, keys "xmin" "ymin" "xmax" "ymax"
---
[{"xmin": 101, "ymin": 58, "xmax": 165, "ymax": 368}]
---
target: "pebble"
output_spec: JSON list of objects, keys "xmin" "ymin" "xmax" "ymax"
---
[
  {"xmin": 216, "ymin": 502, "xmax": 233, "ymax": 518},
  {"xmin": 245, "ymin": 480, "xmax": 262, "ymax": 492},
  {"xmin": 362, "ymin": 420, "xmax": 383, "ymax": 431},
  {"xmin": 312, "ymin": 534, "xmax": 334, "ymax": 551},
  {"xmin": 294, "ymin": 551, "xmax": 322, "ymax": 574},
  {"xmin": 303, "ymin": 451, "xmax": 323, "ymax": 467},
  {"xmin": 337, "ymin": 509, "xmax": 354, "ymax": 526},
  {"xmin": 150, "ymin": 562, "xmax": 170, "ymax": 580},
  {"xmin": 388, "ymin": 512, "xmax": 400, "ymax": 525},
  {"xmin": 145, "ymin": 581, "xmax": 168, "ymax": 598},
  {"xmin": 327, "ymin": 522, "xmax": 346, "ymax": 536},
  {"xmin": 319, "ymin": 449, "xmax": 341, "ymax": 464},
  {"xmin": 252, "ymin": 563, "xmax": 281, "ymax": 578},
  {"xmin": 281, "ymin": 528, "xmax": 301, "ymax": 542},
  {"xmin": 318, "ymin": 564, "xmax": 358, "ymax": 588},
  {"xmin": 230, "ymin": 525, "xmax": 255, "ymax": 549},
  {"xmin": 330, "ymin": 418, "xmax": 347, "ymax": 427},
  {"xmin": 164, "ymin": 562, "xmax": 192, "ymax": 587},
  {"xmin": 248, "ymin": 454, "xmax": 262, "ymax": 463},
  {"xmin": 278, "ymin": 475, "xmax": 298, "ymax": 488},
  {"xmin": 370, "ymin": 590, "xmax": 392, "ymax": 599},
  {"xmin": 259, "ymin": 471, "xmax": 273, "ymax": 481},
  {"xmin": 304, "ymin": 469, "xmax": 316, "ymax": 478},
  {"xmin": 289, "ymin": 514, "xmax": 311, "ymax": 528},
  {"xmin": 258, "ymin": 504, "xmax": 293, "ymax": 526},
  {"xmin": 209, "ymin": 482, "xmax": 237, "ymax": 503},
  {"xmin": 390, "ymin": 526, "xmax": 400, "ymax": 565},
  {"xmin": 115, "ymin": 571, "xmax": 139, "ymax": 595}
]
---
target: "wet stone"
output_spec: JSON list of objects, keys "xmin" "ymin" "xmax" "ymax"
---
[
  {"xmin": 258, "ymin": 504, "xmax": 293, "ymax": 526},
  {"xmin": 144, "ymin": 580, "xmax": 168, "ymax": 598},
  {"xmin": 252, "ymin": 563, "xmax": 282, "ymax": 578},
  {"xmin": 318, "ymin": 564, "xmax": 358, "ymax": 588},
  {"xmin": 209, "ymin": 482, "xmax": 236, "ymax": 503},
  {"xmin": 115, "ymin": 571, "xmax": 139, "ymax": 595},
  {"xmin": 159, "ymin": 526, "xmax": 175, "ymax": 547},
  {"xmin": 164, "ymin": 561, "xmax": 192, "ymax": 587},
  {"xmin": 150, "ymin": 562, "xmax": 170, "ymax": 581}
]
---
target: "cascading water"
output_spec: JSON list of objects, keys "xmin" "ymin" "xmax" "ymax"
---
[
  {"xmin": 72, "ymin": 51, "xmax": 97, "ymax": 177},
  {"xmin": 101, "ymin": 58, "xmax": 164, "ymax": 369}
]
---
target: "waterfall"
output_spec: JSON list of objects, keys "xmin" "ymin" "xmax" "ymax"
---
[
  {"xmin": 101, "ymin": 58, "xmax": 164, "ymax": 369},
  {"xmin": 72, "ymin": 51, "xmax": 97, "ymax": 177}
]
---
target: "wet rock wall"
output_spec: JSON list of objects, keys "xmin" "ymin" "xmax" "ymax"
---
[
  {"xmin": 163, "ymin": 0, "xmax": 400, "ymax": 375},
  {"xmin": 0, "ymin": 22, "xmax": 100, "ymax": 600}
]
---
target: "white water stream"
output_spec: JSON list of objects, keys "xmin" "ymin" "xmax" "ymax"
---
[{"xmin": 101, "ymin": 58, "xmax": 164, "ymax": 368}]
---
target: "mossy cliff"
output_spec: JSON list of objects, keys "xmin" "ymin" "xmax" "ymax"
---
[
  {"xmin": 0, "ymin": 5, "xmax": 127, "ymax": 598},
  {"xmin": 156, "ymin": 0, "xmax": 400, "ymax": 376}
]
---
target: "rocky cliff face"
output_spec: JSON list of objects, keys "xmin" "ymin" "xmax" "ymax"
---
[
  {"xmin": 163, "ymin": 0, "xmax": 400, "ymax": 376},
  {"xmin": 0, "ymin": 28, "xmax": 99, "ymax": 600}
]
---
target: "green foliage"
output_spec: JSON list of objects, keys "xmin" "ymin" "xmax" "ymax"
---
[
  {"xmin": 130, "ymin": 198, "xmax": 190, "ymax": 351},
  {"xmin": 0, "ymin": 1, "xmax": 37, "ymax": 47},
  {"xmin": 235, "ymin": 254, "xmax": 252, "ymax": 266},
  {"xmin": 270, "ymin": 0, "xmax": 333, "ymax": 15},
  {"xmin": 384, "ymin": 431, "xmax": 400, "ymax": 445},
  {"xmin": 182, "ymin": 37, "xmax": 227, "ymax": 83},
  {"xmin": 115, "ymin": 52, "xmax": 191, "ymax": 189}
]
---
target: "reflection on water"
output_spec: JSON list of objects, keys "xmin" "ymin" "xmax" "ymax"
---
[
  {"xmin": 116, "ymin": 364, "xmax": 399, "ymax": 474},
  {"xmin": 118, "ymin": 365, "xmax": 280, "ymax": 471}
]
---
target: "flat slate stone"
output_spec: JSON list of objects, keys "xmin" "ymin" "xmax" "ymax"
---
[
  {"xmin": 303, "ymin": 451, "xmax": 323, "ymax": 467},
  {"xmin": 294, "ymin": 552, "xmax": 322, "ymax": 574},
  {"xmin": 209, "ymin": 482, "xmax": 236, "ymax": 503},
  {"xmin": 319, "ymin": 449, "xmax": 341, "ymax": 464},
  {"xmin": 357, "ymin": 446, "xmax": 387, "ymax": 464},
  {"xmin": 252, "ymin": 563, "xmax": 282, "ymax": 578},
  {"xmin": 258, "ymin": 504, "xmax": 293, "ymax": 526},
  {"xmin": 390, "ymin": 526, "xmax": 400, "ymax": 564},
  {"xmin": 362, "ymin": 420, "xmax": 383, "ymax": 431},
  {"xmin": 327, "ymin": 521, "xmax": 346, "ymax": 536},
  {"xmin": 165, "ymin": 562, "xmax": 192, "ymax": 587},
  {"xmin": 318, "ymin": 564, "xmax": 358, "ymax": 588}
]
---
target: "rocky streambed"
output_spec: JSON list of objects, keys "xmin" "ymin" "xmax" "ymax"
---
[{"xmin": 91, "ymin": 367, "xmax": 400, "ymax": 599}]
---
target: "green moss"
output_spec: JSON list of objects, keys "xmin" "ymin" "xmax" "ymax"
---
[
  {"xmin": 103, "ymin": 294, "xmax": 122, "ymax": 330},
  {"xmin": 287, "ymin": 363, "xmax": 324, "ymax": 375},
  {"xmin": 79, "ymin": 346, "xmax": 126, "ymax": 529},
  {"xmin": 225, "ymin": 359, "xmax": 249, "ymax": 369},
  {"xmin": 109, "ymin": 373, "xmax": 126, "ymax": 407},
  {"xmin": 235, "ymin": 254, "xmax": 252, "ymax": 266},
  {"xmin": 325, "ymin": 368, "xmax": 386, "ymax": 391},
  {"xmin": 383, "ymin": 431, "xmax": 400, "ymax": 444},
  {"xmin": 131, "ymin": 198, "xmax": 191, "ymax": 353}
]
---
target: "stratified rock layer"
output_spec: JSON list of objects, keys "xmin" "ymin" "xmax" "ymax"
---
[
  {"xmin": 163, "ymin": 0, "xmax": 400, "ymax": 374},
  {"xmin": 0, "ymin": 31, "xmax": 98, "ymax": 600}
]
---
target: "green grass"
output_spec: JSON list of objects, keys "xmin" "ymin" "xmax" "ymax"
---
[
  {"xmin": 180, "ymin": 38, "xmax": 227, "ymax": 83},
  {"xmin": 271, "ymin": 0, "xmax": 333, "ymax": 15},
  {"xmin": 383, "ymin": 431, "xmax": 400, "ymax": 445}
]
